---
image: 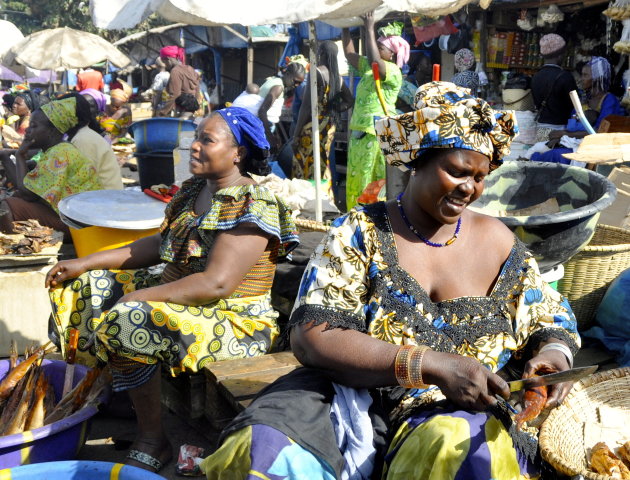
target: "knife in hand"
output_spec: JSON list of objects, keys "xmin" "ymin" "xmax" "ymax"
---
[{"xmin": 507, "ymin": 365, "xmax": 598, "ymax": 392}]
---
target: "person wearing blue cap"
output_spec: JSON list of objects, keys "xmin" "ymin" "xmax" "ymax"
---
[{"xmin": 45, "ymin": 106, "xmax": 299, "ymax": 473}]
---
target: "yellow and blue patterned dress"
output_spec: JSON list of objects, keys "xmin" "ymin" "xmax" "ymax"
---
[
  {"xmin": 201, "ymin": 202, "xmax": 579, "ymax": 480},
  {"xmin": 49, "ymin": 179, "xmax": 298, "ymax": 391}
]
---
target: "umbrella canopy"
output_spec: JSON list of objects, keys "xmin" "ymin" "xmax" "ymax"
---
[
  {"xmin": 2, "ymin": 26, "xmax": 131, "ymax": 70},
  {"xmin": 91, "ymin": 0, "xmax": 489, "ymax": 29},
  {"xmin": 0, "ymin": 20, "xmax": 25, "ymax": 57}
]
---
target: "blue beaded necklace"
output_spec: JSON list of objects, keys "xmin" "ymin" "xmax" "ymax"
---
[{"xmin": 396, "ymin": 193, "xmax": 462, "ymax": 247}]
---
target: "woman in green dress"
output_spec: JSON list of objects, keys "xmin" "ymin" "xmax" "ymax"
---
[
  {"xmin": 342, "ymin": 12, "xmax": 409, "ymax": 209},
  {"xmin": 46, "ymin": 106, "xmax": 298, "ymax": 473}
]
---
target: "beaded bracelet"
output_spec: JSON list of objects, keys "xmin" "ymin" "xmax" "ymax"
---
[
  {"xmin": 539, "ymin": 342, "xmax": 574, "ymax": 369},
  {"xmin": 394, "ymin": 344, "xmax": 431, "ymax": 389}
]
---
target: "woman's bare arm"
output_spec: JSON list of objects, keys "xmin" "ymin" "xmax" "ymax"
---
[
  {"xmin": 363, "ymin": 12, "xmax": 388, "ymax": 80},
  {"xmin": 117, "ymin": 224, "xmax": 270, "ymax": 305},
  {"xmin": 342, "ymin": 28, "xmax": 360, "ymax": 70},
  {"xmin": 12, "ymin": 139, "xmax": 40, "ymax": 201},
  {"xmin": 46, "ymin": 233, "xmax": 163, "ymax": 287}
]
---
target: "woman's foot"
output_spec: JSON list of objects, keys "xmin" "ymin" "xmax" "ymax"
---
[{"xmin": 126, "ymin": 435, "xmax": 173, "ymax": 473}]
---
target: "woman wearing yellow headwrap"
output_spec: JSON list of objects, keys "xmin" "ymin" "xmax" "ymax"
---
[
  {"xmin": 0, "ymin": 97, "xmax": 102, "ymax": 236},
  {"xmin": 201, "ymin": 82, "xmax": 580, "ymax": 480},
  {"xmin": 100, "ymin": 87, "xmax": 133, "ymax": 142}
]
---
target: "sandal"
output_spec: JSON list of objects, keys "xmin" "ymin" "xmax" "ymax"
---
[{"xmin": 127, "ymin": 449, "xmax": 164, "ymax": 472}]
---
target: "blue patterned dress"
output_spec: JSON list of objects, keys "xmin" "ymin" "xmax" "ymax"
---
[{"xmin": 201, "ymin": 202, "xmax": 579, "ymax": 480}]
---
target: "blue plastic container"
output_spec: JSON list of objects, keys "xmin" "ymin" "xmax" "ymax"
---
[
  {"xmin": 0, "ymin": 360, "xmax": 108, "ymax": 469},
  {"xmin": 342, "ymin": 76, "xmax": 362, "ymax": 97},
  {"xmin": 0, "ymin": 460, "xmax": 164, "ymax": 479},
  {"xmin": 128, "ymin": 118, "xmax": 196, "ymax": 154}
]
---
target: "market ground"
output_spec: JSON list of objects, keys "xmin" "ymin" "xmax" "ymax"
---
[{"xmin": 78, "ymin": 399, "xmax": 219, "ymax": 479}]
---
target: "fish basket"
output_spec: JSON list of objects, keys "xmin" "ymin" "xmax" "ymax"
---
[
  {"xmin": 557, "ymin": 224, "xmax": 630, "ymax": 331},
  {"xmin": 294, "ymin": 217, "xmax": 331, "ymax": 233},
  {"xmin": 539, "ymin": 367, "xmax": 630, "ymax": 479}
]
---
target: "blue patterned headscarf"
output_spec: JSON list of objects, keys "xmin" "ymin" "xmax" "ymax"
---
[
  {"xmin": 587, "ymin": 56, "xmax": 612, "ymax": 95},
  {"xmin": 215, "ymin": 106, "xmax": 270, "ymax": 159}
]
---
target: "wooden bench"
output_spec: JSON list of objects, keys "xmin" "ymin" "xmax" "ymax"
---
[{"xmin": 203, "ymin": 351, "xmax": 301, "ymax": 430}]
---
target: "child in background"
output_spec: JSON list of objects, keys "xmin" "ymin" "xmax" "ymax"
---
[{"xmin": 230, "ymin": 83, "xmax": 263, "ymax": 116}]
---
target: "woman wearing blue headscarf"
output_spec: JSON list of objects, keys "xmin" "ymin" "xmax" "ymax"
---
[{"xmin": 45, "ymin": 107, "xmax": 299, "ymax": 473}]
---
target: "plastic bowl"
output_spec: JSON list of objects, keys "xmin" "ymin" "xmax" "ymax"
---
[
  {"xmin": 0, "ymin": 460, "xmax": 164, "ymax": 479},
  {"xmin": 473, "ymin": 161, "xmax": 617, "ymax": 272},
  {"xmin": 0, "ymin": 359, "xmax": 107, "ymax": 469},
  {"xmin": 128, "ymin": 118, "xmax": 196, "ymax": 154}
]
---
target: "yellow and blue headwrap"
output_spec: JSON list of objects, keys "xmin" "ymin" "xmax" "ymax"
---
[
  {"xmin": 41, "ymin": 97, "xmax": 78, "ymax": 134},
  {"xmin": 375, "ymin": 82, "xmax": 518, "ymax": 172}
]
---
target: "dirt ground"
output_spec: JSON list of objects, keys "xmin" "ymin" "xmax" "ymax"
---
[{"xmin": 78, "ymin": 401, "xmax": 220, "ymax": 479}]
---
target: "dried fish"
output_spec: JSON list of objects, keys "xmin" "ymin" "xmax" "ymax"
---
[{"xmin": 590, "ymin": 442, "xmax": 630, "ymax": 479}]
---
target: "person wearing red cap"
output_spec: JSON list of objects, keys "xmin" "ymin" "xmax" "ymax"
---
[
  {"xmin": 157, "ymin": 45, "xmax": 200, "ymax": 117},
  {"xmin": 531, "ymin": 34, "xmax": 577, "ymax": 142}
]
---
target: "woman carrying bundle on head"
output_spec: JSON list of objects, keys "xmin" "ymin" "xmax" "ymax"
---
[{"xmin": 342, "ymin": 11, "xmax": 409, "ymax": 209}]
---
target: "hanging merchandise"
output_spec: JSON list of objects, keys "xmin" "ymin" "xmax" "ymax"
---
[
  {"xmin": 604, "ymin": 0, "xmax": 630, "ymax": 20},
  {"xmin": 517, "ymin": 9, "xmax": 535, "ymax": 31},
  {"xmin": 614, "ymin": 18, "xmax": 630, "ymax": 53},
  {"xmin": 540, "ymin": 4, "xmax": 565, "ymax": 24},
  {"xmin": 410, "ymin": 15, "xmax": 458, "ymax": 45}
]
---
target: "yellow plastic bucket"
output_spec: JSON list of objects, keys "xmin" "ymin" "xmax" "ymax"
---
[{"xmin": 69, "ymin": 225, "xmax": 159, "ymax": 258}]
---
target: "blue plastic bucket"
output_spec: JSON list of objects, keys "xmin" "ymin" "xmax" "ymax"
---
[
  {"xmin": 0, "ymin": 460, "xmax": 164, "ymax": 479},
  {"xmin": 128, "ymin": 118, "xmax": 196, "ymax": 154},
  {"xmin": 0, "ymin": 360, "xmax": 107, "ymax": 469}
]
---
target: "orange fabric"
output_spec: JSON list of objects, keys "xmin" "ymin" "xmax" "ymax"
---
[{"xmin": 76, "ymin": 70, "xmax": 104, "ymax": 92}]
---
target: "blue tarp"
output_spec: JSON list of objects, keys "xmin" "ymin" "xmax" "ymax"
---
[
  {"xmin": 278, "ymin": 27, "xmax": 300, "ymax": 69},
  {"xmin": 297, "ymin": 21, "xmax": 342, "ymax": 41},
  {"xmin": 184, "ymin": 26, "xmax": 211, "ymax": 54}
]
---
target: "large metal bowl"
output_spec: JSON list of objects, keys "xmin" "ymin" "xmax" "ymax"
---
[{"xmin": 472, "ymin": 161, "xmax": 617, "ymax": 272}]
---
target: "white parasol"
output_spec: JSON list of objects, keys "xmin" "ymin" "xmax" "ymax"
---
[{"xmin": 1, "ymin": 26, "xmax": 131, "ymax": 72}]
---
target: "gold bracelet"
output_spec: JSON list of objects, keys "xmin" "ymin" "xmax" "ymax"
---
[
  {"xmin": 394, "ymin": 345, "xmax": 415, "ymax": 388},
  {"xmin": 408, "ymin": 345, "xmax": 430, "ymax": 389},
  {"xmin": 394, "ymin": 344, "xmax": 431, "ymax": 389}
]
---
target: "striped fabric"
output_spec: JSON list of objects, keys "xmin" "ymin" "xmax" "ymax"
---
[{"xmin": 159, "ymin": 179, "xmax": 298, "ymax": 298}]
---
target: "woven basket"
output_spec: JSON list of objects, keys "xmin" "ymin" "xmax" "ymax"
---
[
  {"xmin": 539, "ymin": 367, "xmax": 630, "ymax": 479},
  {"xmin": 294, "ymin": 217, "xmax": 331, "ymax": 233},
  {"xmin": 557, "ymin": 224, "xmax": 630, "ymax": 331}
]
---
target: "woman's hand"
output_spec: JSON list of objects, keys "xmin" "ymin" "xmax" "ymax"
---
[
  {"xmin": 425, "ymin": 351, "xmax": 510, "ymax": 411},
  {"xmin": 361, "ymin": 10, "xmax": 375, "ymax": 26},
  {"xmin": 523, "ymin": 348, "xmax": 572, "ymax": 408},
  {"xmin": 45, "ymin": 258, "xmax": 89, "ymax": 288},
  {"xmin": 16, "ymin": 137, "xmax": 35, "ymax": 159},
  {"xmin": 117, "ymin": 289, "xmax": 150, "ymax": 304}
]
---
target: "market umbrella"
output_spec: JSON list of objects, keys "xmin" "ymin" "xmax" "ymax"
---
[
  {"xmin": 1, "ymin": 27, "xmax": 131, "ymax": 71},
  {"xmin": 0, "ymin": 19, "xmax": 25, "ymax": 57},
  {"xmin": 90, "ymin": 0, "xmax": 490, "ymax": 29}
]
